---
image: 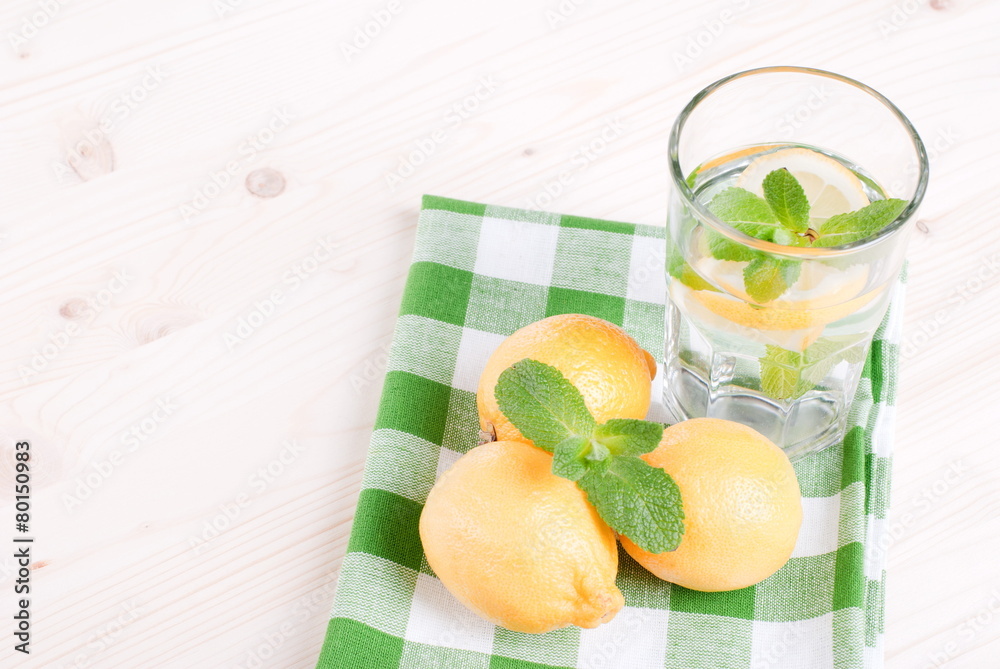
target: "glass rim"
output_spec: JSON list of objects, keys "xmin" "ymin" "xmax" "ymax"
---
[{"xmin": 668, "ymin": 66, "xmax": 929, "ymax": 257}]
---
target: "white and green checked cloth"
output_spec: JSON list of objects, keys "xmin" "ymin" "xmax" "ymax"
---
[{"xmin": 317, "ymin": 195, "xmax": 900, "ymax": 669}]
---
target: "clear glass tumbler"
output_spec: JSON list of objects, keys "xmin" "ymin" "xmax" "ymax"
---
[{"xmin": 663, "ymin": 67, "xmax": 928, "ymax": 459}]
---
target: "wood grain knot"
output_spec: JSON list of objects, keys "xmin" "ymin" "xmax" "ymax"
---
[
  {"xmin": 133, "ymin": 311, "xmax": 203, "ymax": 345},
  {"xmin": 930, "ymin": 0, "xmax": 953, "ymax": 10},
  {"xmin": 66, "ymin": 133, "xmax": 115, "ymax": 181},
  {"xmin": 59, "ymin": 298, "xmax": 89, "ymax": 319},
  {"xmin": 245, "ymin": 168, "xmax": 286, "ymax": 198}
]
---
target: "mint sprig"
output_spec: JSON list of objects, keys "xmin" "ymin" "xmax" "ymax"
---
[
  {"xmin": 495, "ymin": 359, "xmax": 684, "ymax": 553},
  {"xmin": 705, "ymin": 167, "xmax": 907, "ymax": 302}
]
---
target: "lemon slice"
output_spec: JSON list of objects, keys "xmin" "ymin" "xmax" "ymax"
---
[
  {"xmin": 670, "ymin": 281, "xmax": 826, "ymax": 351},
  {"xmin": 737, "ymin": 147, "xmax": 869, "ymax": 225},
  {"xmin": 683, "ymin": 257, "xmax": 877, "ymax": 352},
  {"xmin": 692, "ymin": 256, "xmax": 869, "ymax": 308}
]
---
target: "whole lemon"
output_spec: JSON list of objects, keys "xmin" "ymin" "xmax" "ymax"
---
[
  {"xmin": 620, "ymin": 418, "xmax": 802, "ymax": 592},
  {"xmin": 478, "ymin": 314, "xmax": 657, "ymax": 445},
  {"xmin": 419, "ymin": 440, "xmax": 624, "ymax": 633}
]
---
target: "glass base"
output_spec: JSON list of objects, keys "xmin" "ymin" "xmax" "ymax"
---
[{"xmin": 661, "ymin": 365, "xmax": 848, "ymax": 461}]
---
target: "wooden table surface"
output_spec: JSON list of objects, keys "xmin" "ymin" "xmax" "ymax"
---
[{"xmin": 1, "ymin": 0, "xmax": 997, "ymax": 666}]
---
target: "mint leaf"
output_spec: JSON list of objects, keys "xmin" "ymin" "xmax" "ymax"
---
[
  {"xmin": 705, "ymin": 188, "xmax": 781, "ymax": 264},
  {"xmin": 762, "ymin": 168, "xmax": 810, "ymax": 233},
  {"xmin": 760, "ymin": 335, "xmax": 870, "ymax": 400},
  {"xmin": 760, "ymin": 346, "xmax": 806, "ymax": 400},
  {"xmin": 706, "ymin": 188, "xmax": 782, "ymax": 238},
  {"xmin": 578, "ymin": 456, "xmax": 684, "ymax": 553},
  {"xmin": 552, "ymin": 436, "xmax": 591, "ymax": 481},
  {"xmin": 812, "ymin": 199, "xmax": 907, "ymax": 247},
  {"xmin": 799, "ymin": 335, "xmax": 869, "ymax": 386},
  {"xmin": 743, "ymin": 257, "xmax": 801, "ymax": 303},
  {"xmin": 594, "ymin": 419, "xmax": 664, "ymax": 457},
  {"xmin": 495, "ymin": 359, "xmax": 596, "ymax": 452},
  {"xmin": 666, "ymin": 246, "xmax": 717, "ymax": 291},
  {"xmin": 706, "ymin": 231, "xmax": 761, "ymax": 263}
]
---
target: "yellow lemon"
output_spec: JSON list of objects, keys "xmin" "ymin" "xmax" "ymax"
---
[
  {"xmin": 420, "ymin": 441, "xmax": 624, "ymax": 633},
  {"xmin": 478, "ymin": 314, "xmax": 656, "ymax": 445},
  {"xmin": 620, "ymin": 418, "xmax": 802, "ymax": 592}
]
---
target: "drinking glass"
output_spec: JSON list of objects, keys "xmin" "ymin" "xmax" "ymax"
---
[{"xmin": 664, "ymin": 66, "xmax": 928, "ymax": 459}]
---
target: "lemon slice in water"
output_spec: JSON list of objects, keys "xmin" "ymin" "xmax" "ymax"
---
[{"xmin": 736, "ymin": 147, "xmax": 870, "ymax": 226}]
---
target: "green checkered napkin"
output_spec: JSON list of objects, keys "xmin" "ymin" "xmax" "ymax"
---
[{"xmin": 317, "ymin": 195, "xmax": 900, "ymax": 669}]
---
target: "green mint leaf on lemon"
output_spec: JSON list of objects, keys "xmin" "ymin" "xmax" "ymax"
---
[
  {"xmin": 552, "ymin": 436, "xmax": 591, "ymax": 481},
  {"xmin": 762, "ymin": 168, "xmax": 810, "ymax": 233},
  {"xmin": 495, "ymin": 359, "xmax": 684, "ymax": 553},
  {"xmin": 811, "ymin": 198, "xmax": 908, "ymax": 247},
  {"xmin": 578, "ymin": 456, "xmax": 684, "ymax": 554},
  {"xmin": 495, "ymin": 359, "xmax": 595, "ymax": 452},
  {"xmin": 743, "ymin": 256, "xmax": 801, "ymax": 303},
  {"xmin": 593, "ymin": 419, "xmax": 663, "ymax": 457}
]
